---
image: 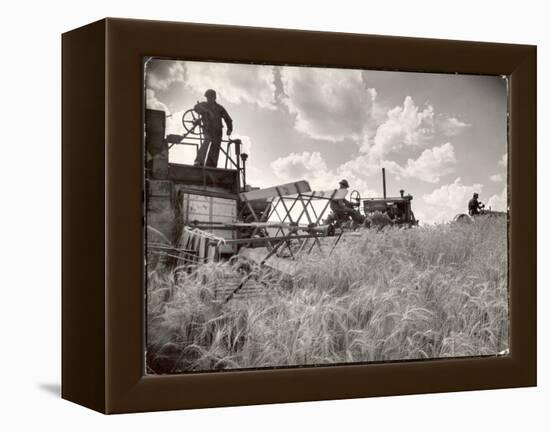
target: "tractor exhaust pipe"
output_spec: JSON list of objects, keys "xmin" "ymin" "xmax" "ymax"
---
[{"xmin": 382, "ymin": 168, "xmax": 387, "ymax": 199}]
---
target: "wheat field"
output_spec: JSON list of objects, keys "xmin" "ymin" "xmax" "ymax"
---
[{"xmin": 146, "ymin": 216, "xmax": 509, "ymax": 374}]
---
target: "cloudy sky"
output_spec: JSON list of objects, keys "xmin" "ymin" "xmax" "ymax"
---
[{"xmin": 145, "ymin": 58, "xmax": 508, "ymax": 224}]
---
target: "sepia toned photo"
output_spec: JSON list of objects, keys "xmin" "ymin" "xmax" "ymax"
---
[{"xmin": 144, "ymin": 59, "xmax": 509, "ymax": 374}]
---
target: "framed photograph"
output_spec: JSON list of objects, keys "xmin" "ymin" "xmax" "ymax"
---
[{"xmin": 62, "ymin": 18, "xmax": 536, "ymax": 413}]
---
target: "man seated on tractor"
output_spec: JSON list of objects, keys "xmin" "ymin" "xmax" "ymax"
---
[
  {"xmin": 324, "ymin": 179, "xmax": 365, "ymax": 227},
  {"xmin": 468, "ymin": 192, "xmax": 485, "ymax": 216}
]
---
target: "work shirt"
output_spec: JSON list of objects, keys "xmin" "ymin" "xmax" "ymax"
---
[
  {"xmin": 330, "ymin": 198, "xmax": 354, "ymax": 212},
  {"xmin": 194, "ymin": 101, "xmax": 233, "ymax": 135}
]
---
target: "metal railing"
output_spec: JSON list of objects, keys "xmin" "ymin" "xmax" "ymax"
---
[{"xmin": 166, "ymin": 109, "xmax": 247, "ymax": 189}]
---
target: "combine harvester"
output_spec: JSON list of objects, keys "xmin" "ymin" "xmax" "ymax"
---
[
  {"xmin": 453, "ymin": 207, "xmax": 507, "ymax": 223},
  {"xmin": 145, "ymin": 107, "xmax": 419, "ymax": 302}
]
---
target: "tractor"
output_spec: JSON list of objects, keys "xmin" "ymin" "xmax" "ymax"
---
[{"xmin": 325, "ymin": 168, "xmax": 419, "ymax": 233}]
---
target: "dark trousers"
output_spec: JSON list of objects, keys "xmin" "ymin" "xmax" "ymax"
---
[
  {"xmin": 332, "ymin": 207, "xmax": 365, "ymax": 224},
  {"xmin": 195, "ymin": 130, "xmax": 223, "ymax": 167}
]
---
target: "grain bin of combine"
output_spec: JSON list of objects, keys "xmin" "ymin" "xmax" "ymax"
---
[
  {"xmin": 145, "ymin": 107, "xmax": 314, "ymax": 269},
  {"xmin": 145, "ymin": 108, "xmax": 245, "ymax": 265}
]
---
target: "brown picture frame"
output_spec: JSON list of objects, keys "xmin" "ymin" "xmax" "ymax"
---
[{"xmin": 62, "ymin": 18, "xmax": 536, "ymax": 414}]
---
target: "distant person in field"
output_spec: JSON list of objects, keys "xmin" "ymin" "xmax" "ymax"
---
[
  {"xmin": 468, "ymin": 192, "xmax": 485, "ymax": 216},
  {"xmin": 326, "ymin": 179, "xmax": 365, "ymax": 226},
  {"xmin": 193, "ymin": 89, "xmax": 233, "ymax": 167}
]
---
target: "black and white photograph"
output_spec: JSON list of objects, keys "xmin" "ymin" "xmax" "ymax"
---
[
  {"xmin": 1, "ymin": 0, "xmax": 545, "ymax": 426},
  {"xmin": 144, "ymin": 59, "xmax": 509, "ymax": 374}
]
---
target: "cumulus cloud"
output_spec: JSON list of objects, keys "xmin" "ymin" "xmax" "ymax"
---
[
  {"xmin": 419, "ymin": 178, "xmax": 483, "ymax": 224},
  {"xmin": 165, "ymin": 110, "xmax": 186, "ymax": 135},
  {"xmin": 146, "ymin": 59, "xmax": 277, "ymax": 109},
  {"xmin": 271, "ymin": 152, "xmax": 328, "ymax": 183},
  {"xmin": 236, "ymin": 135, "xmax": 253, "ymax": 156},
  {"xmin": 273, "ymin": 141, "xmax": 455, "ymax": 194},
  {"xmin": 146, "ymin": 89, "xmax": 170, "ymax": 113},
  {"xmin": 487, "ymin": 187, "xmax": 507, "ymax": 212},
  {"xmin": 489, "ymin": 153, "xmax": 508, "ymax": 183},
  {"xmin": 384, "ymin": 143, "xmax": 456, "ymax": 183},
  {"xmin": 320, "ymin": 96, "xmax": 445, "ymax": 185},
  {"xmin": 335, "ymin": 155, "xmax": 382, "ymax": 181},
  {"xmin": 499, "ymin": 152, "xmax": 508, "ymax": 168},
  {"xmin": 185, "ymin": 62, "xmax": 276, "ymax": 109},
  {"xmin": 146, "ymin": 60, "xmax": 185, "ymax": 91},
  {"xmin": 271, "ymin": 151, "xmax": 376, "ymax": 196},
  {"xmin": 364, "ymin": 96, "xmax": 434, "ymax": 158},
  {"xmin": 280, "ymin": 66, "xmax": 376, "ymax": 142},
  {"xmin": 339, "ymin": 142, "xmax": 455, "ymax": 185},
  {"xmin": 439, "ymin": 116, "xmax": 471, "ymax": 137},
  {"xmin": 488, "ymin": 153, "xmax": 507, "ymax": 184},
  {"xmin": 146, "ymin": 90, "xmax": 185, "ymax": 136}
]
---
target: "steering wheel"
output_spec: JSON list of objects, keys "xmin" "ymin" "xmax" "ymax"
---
[
  {"xmin": 181, "ymin": 109, "xmax": 203, "ymax": 135},
  {"xmin": 349, "ymin": 190, "xmax": 361, "ymax": 207}
]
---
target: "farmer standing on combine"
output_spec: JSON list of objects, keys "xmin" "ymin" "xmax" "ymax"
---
[
  {"xmin": 327, "ymin": 179, "xmax": 365, "ymax": 226},
  {"xmin": 468, "ymin": 192, "xmax": 485, "ymax": 216},
  {"xmin": 193, "ymin": 89, "xmax": 233, "ymax": 167}
]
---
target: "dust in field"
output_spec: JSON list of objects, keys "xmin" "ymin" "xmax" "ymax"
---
[{"xmin": 146, "ymin": 217, "xmax": 509, "ymax": 374}]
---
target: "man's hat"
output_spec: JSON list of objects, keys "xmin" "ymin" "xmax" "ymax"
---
[
  {"xmin": 204, "ymin": 89, "xmax": 216, "ymax": 98},
  {"xmin": 339, "ymin": 179, "xmax": 350, "ymax": 188}
]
